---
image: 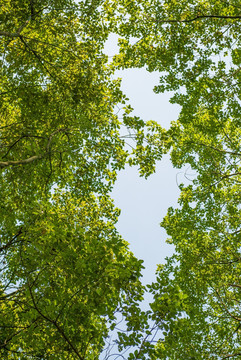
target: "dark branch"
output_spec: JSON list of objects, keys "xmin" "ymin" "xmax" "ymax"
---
[
  {"xmin": 154, "ymin": 14, "xmax": 241, "ymax": 24},
  {"xmin": 0, "ymin": 128, "xmax": 69, "ymax": 168},
  {"xmin": 0, "ymin": 228, "xmax": 23, "ymax": 253},
  {"xmin": 27, "ymin": 281, "xmax": 84, "ymax": 360},
  {"xmin": 222, "ymin": 353, "xmax": 241, "ymax": 359}
]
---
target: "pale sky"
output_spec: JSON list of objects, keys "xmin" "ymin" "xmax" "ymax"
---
[{"xmin": 104, "ymin": 35, "xmax": 182, "ymax": 286}]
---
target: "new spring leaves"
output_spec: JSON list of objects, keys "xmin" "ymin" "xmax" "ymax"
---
[{"xmin": 1, "ymin": 0, "xmax": 241, "ymax": 359}]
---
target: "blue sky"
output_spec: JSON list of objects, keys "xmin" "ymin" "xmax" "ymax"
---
[{"xmin": 104, "ymin": 35, "xmax": 182, "ymax": 285}]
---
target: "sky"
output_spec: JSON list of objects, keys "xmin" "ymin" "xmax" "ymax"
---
[{"xmin": 104, "ymin": 35, "xmax": 182, "ymax": 286}]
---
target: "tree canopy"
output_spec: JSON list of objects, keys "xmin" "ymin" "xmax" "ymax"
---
[
  {"xmin": 1, "ymin": 0, "xmax": 241, "ymax": 359},
  {"xmin": 113, "ymin": 0, "xmax": 241, "ymax": 358}
]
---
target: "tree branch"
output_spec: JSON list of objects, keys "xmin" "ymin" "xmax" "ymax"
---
[
  {"xmin": 228, "ymin": 283, "xmax": 241, "ymax": 289},
  {"xmin": 2, "ymin": 135, "xmax": 46, "ymax": 159},
  {"xmin": 27, "ymin": 280, "xmax": 84, "ymax": 360},
  {"xmin": 0, "ymin": 128, "xmax": 69, "ymax": 168},
  {"xmin": 222, "ymin": 353, "xmax": 241, "ymax": 359},
  {"xmin": 0, "ymin": 18, "xmax": 31, "ymax": 39},
  {"xmin": 0, "ymin": 228, "xmax": 23, "ymax": 253},
  {"xmin": 215, "ymin": 289, "xmax": 241, "ymax": 322},
  {"xmin": 0, "ymin": 154, "xmax": 43, "ymax": 168},
  {"xmin": 153, "ymin": 14, "xmax": 241, "ymax": 24}
]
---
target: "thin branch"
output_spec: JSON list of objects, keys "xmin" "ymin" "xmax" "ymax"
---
[
  {"xmin": 0, "ymin": 128, "xmax": 69, "ymax": 168},
  {"xmin": 19, "ymin": 35, "xmax": 56, "ymax": 80},
  {"xmin": 0, "ymin": 6, "xmax": 49, "ymax": 38},
  {"xmin": 27, "ymin": 280, "xmax": 84, "ymax": 360},
  {"xmin": 0, "ymin": 317, "xmax": 41, "ymax": 349},
  {"xmin": 0, "ymin": 18, "xmax": 31, "ymax": 39},
  {"xmin": 29, "ymin": 0, "xmax": 35, "ymax": 18},
  {"xmin": 0, "ymin": 154, "xmax": 43, "ymax": 168},
  {"xmin": 153, "ymin": 14, "xmax": 241, "ymax": 24},
  {"xmin": 0, "ymin": 290, "xmax": 19, "ymax": 300},
  {"xmin": 194, "ymin": 141, "xmax": 241, "ymax": 157},
  {"xmin": 2, "ymin": 135, "xmax": 46, "ymax": 159},
  {"xmin": 0, "ymin": 228, "xmax": 23, "ymax": 252},
  {"xmin": 228, "ymin": 283, "xmax": 241, "ymax": 289},
  {"xmin": 0, "ymin": 31, "xmax": 21, "ymax": 38},
  {"xmin": 222, "ymin": 353, "xmax": 241, "ymax": 359},
  {"xmin": 215, "ymin": 289, "xmax": 241, "ymax": 322}
]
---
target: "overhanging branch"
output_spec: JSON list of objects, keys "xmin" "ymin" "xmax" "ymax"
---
[
  {"xmin": 154, "ymin": 14, "xmax": 241, "ymax": 24},
  {"xmin": 0, "ymin": 128, "xmax": 70, "ymax": 168}
]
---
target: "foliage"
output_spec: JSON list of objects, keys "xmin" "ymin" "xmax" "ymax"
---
[
  {"xmin": 2, "ymin": 0, "xmax": 241, "ymax": 359},
  {"xmin": 1, "ymin": 192, "xmax": 145, "ymax": 359},
  {"xmin": 112, "ymin": 0, "xmax": 241, "ymax": 358},
  {"xmin": 0, "ymin": 0, "xmax": 161, "ymax": 358}
]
